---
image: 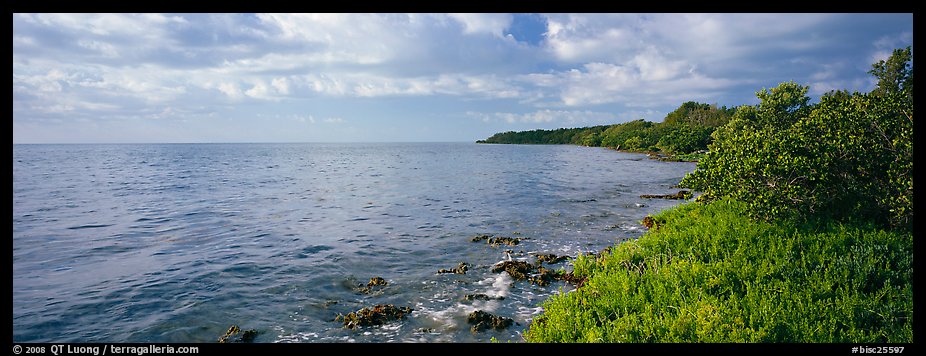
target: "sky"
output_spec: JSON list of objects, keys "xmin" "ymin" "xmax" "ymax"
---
[{"xmin": 12, "ymin": 13, "xmax": 913, "ymax": 143}]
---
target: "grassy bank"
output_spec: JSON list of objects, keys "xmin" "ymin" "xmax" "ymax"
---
[{"xmin": 525, "ymin": 198, "xmax": 913, "ymax": 342}]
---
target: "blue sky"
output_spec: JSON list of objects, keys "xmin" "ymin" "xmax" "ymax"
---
[{"xmin": 12, "ymin": 13, "xmax": 913, "ymax": 143}]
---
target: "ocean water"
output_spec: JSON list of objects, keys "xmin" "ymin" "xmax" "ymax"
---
[{"xmin": 12, "ymin": 142, "xmax": 696, "ymax": 343}]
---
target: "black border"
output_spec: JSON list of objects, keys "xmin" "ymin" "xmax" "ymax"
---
[
  {"xmin": 9, "ymin": 5, "xmax": 920, "ymax": 353},
  {"xmin": 9, "ymin": 1, "xmax": 918, "ymax": 14},
  {"xmin": 10, "ymin": 342, "xmax": 916, "ymax": 354}
]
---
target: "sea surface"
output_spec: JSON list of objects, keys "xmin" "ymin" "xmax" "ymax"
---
[{"xmin": 13, "ymin": 142, "xmax": 696, "ymax": 343}]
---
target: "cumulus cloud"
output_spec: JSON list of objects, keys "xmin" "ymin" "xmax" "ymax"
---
[
  {"xmin": 468, "ymin": 109, "xmax": 615, "ymax": 125},
  {"xmin": 447, "ymin": 13, "xmax": 513, "ymax": 37},
  {"xmin": 11, "ymin": 13, "xmax": 913, "ymax": 143}
]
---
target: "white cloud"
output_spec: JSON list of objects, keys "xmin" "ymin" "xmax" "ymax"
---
[
  {"xmin": 869, "ymin": 31, "xmax": 912, "ymax": 65},
  {"xmin": 253, "ymin": 13, "xmax": 418, "ymax": 66},
  {"xmin": 217, "ymin": 82, "xmax": 243, "ymax": 99},
  {"xmin": 77, "ymin": 39, "xmax": 119, "ymax": 57},
  {"xmin": 468, "ymin": 109, "xmax": 614, "ymax": 125},
  {"xmin": 271, "ymin": 77, "xmax": 291, "ymax": 95},
  {"xmin": 19, "ymin": 13, "xmax": 185, "ymax": 40},
  {"xmin": 11, "ymin": 13, "xmax": 913, "ymax": 143},
  {"xmin": 290, "ymin": 72, "xmax": 521, "ymax": 99},
  {"xmin": 515, "ymin": 54, "xmax": 737, "ymax": 108},
  {"xmin": 16, "ymin": 68, "xmax": 67, "ymax": 93},
  {"xmin": 545, "ymin": 14, "xmax": 638, "ymax": 62},
  {"xmin": 629, "ymin": 47, "xmax": 688, "ymax": 81},
  {"xmin": 12, "ymin": 35, "xmax": 36, "ymax": 47},
  {"xmin": 447, "ymin": 13, "xmax": 512, "ymax": 37},
  {"xmin": 244, "ymin": 81, "xmax": 272, "ymax": 100}
]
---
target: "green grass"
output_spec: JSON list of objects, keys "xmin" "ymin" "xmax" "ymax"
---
[{"xmin": 525, "ymin": 198, "xmax": 913, "ymax": 342}]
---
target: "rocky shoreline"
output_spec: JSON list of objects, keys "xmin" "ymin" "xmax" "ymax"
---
[{"xmin": 216, "ymin": 193, "xmax": 693, "ymax": 342}]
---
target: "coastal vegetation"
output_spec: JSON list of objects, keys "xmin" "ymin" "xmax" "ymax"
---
[
  {"xmin": 680, "ymin": 47, "xmax": 913, "ymax": 230},
  {"xmin": 522, "ymin": 47, "xmax": 913, "ymax": 342},
  {"xmin": 525, "ymin": 198, "xmax": 913, "ymax": 342},
  {"xmin": 477, "ymin": 102, "xmax": 735, "ymax": 160}
]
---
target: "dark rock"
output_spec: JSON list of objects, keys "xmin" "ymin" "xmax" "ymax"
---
[
  {"xmin": 640, "ymin": 190, "xmax": 692, "ymax": 200},
  {"xmin": 437, "ymin": 262, "xmax": 469, "ymax": 275},
  {"xmin": 336, "ymin": 304, "xmax": 414, "ymax": 329},
  {"xmin": 463, "ymin": 293, "xmax": 505, "ymax": 301},
  {"xmin": 218, "ymin": 325, "xmax": 258, "ymax": 343},
  {"xmin": 467, "ymin": 310, "xmax": 514, "ymax": 332},
  {"xmin": 504, "ymin": 249, "xmax": 527, "ymax": 257},
  {"xmin": 487, "ymin": 236, "xmax": 520, "ymax": 247},
  {"xmin": 491, "ymin": 260, "xmax": 534, "ymax": 280},
  {"xmin": 471, "ymin": 234, "xmax": 523, "ymax": 246},
  {"xmin": 642, "ymin": 216, "xmax": 665, "ymax": 229},
  {"xmin": 239, "ymin": 329, "xmax": 258, "ymax": 343},
  {"xmin": 572, "ymin": 198, "xmax": 597, "ymax": 203},
  {"xmin": 642, "ymin": 216, "xmax": 656, "ymax": 229},
  {"xmin": 534, "ymin": 253, "xmax": 568, "ymax": 265},
  {"xmin": 367, "ymin": 277, "xmax": 387, "ymax": 288},
  {"xmin": 529, "ymin": 267, "xmax": 561, "ymax": 286},
  {"xmin": 217, "ymin": 325, "xmax": 239, "ymax": 343},
  {"xmin": 357, "ymin": 276, "xmax": 388, "ymax": 294}
]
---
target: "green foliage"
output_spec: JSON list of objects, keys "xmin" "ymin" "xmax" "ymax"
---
[
  {"xmin": 579, "ymin": 131, "xmax": 602, "ymax": 147},
  {"xmin": 598, "ymin": 119, "xmax": 653, "ymax": 149},
  {"xmin": 477, "ymin": 102, "xmax": 733, "ymax": 158},
  {"xmin": 869, "ymin": 46, "xmax": 913, "ymax": 98},
  {"xmin": 655, "ymin": 125, "xmax": 712, "ymax": 154},
  {"xmin": 477, "ymin": 126, "xmax": 611, "ymax": 145},
  {"xmin": 752, "ymin": 81, "xmax": 812, "ymax": 129},
  {"xmin": 525, "ymin": 199, "xmax": 913, "ymax": 343},
  {"xmin": 681, "ymin": 49, "xmax": 913, "ymax": 229},
  {"xmin": 663, "ymin": 101, "xmax": 735, "ymax": 128}
]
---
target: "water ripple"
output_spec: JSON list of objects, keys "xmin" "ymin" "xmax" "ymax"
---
[{"xmin": 13, "ymin": 143, "xmax": 695, "ymax": 343}]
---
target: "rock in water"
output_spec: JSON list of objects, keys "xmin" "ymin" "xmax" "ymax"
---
[
  {"xmin": 437, "ymin": 262, "xmax": 469, "ymax": 275},
  {"xmin": 217, "ymin": 325, "xmax": 258, "ymax": 343},
  {"xmin": 337, "ymin": 304, "xmax": 414, "ymax": 329},
  {"xmin": 491, "ymin": 260, "xmax": 534, "ymax": 280},
  {"xmin": 534, "ymin": 253, "xmax": 568, "ymax": 265},
  {"xmin": 487, "ymin": 236, "xmax": 520, "ymax": 247},
  {"xmin": 462, "ymin": 293, "xmax": 505, "ymax": 301},
  {"xmin": 467, "ymin": 310, "xmax": 513, "ymax": 332},
  {"xmin": 357, "ymin": 276, "xmax": 388, "ymax": 294},
  {"xmin": 640, "ymin": 190, "xmax": 692, "ymax": 200},
  {"xmin": 367, "ymin": 276, "xmax": 387, "ymax": 288},
  {"xmin": 529, "ymin": 267, "xmax": 561, "ymax": 286}
]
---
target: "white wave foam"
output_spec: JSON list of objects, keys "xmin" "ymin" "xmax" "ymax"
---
[
  {"xmin": 475, "ymin": 271, "xmax": 512, "ymax": 299},
  {"xmin": 272, "ymin": 325, "xmax": 319, "ymax": 343},
  {"xmin": 516, "ymin": 305, "xmax": 545, "ymax": 321}
]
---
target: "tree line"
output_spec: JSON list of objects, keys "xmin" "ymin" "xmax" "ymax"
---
[{"xmin": 477, "ymin": 102, "xmax": 735, "ymax": 155}]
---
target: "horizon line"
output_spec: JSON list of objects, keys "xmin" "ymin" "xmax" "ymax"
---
[{"xmin": 12, "ymin": 141, "xmax": 482, "ymax": 145}]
